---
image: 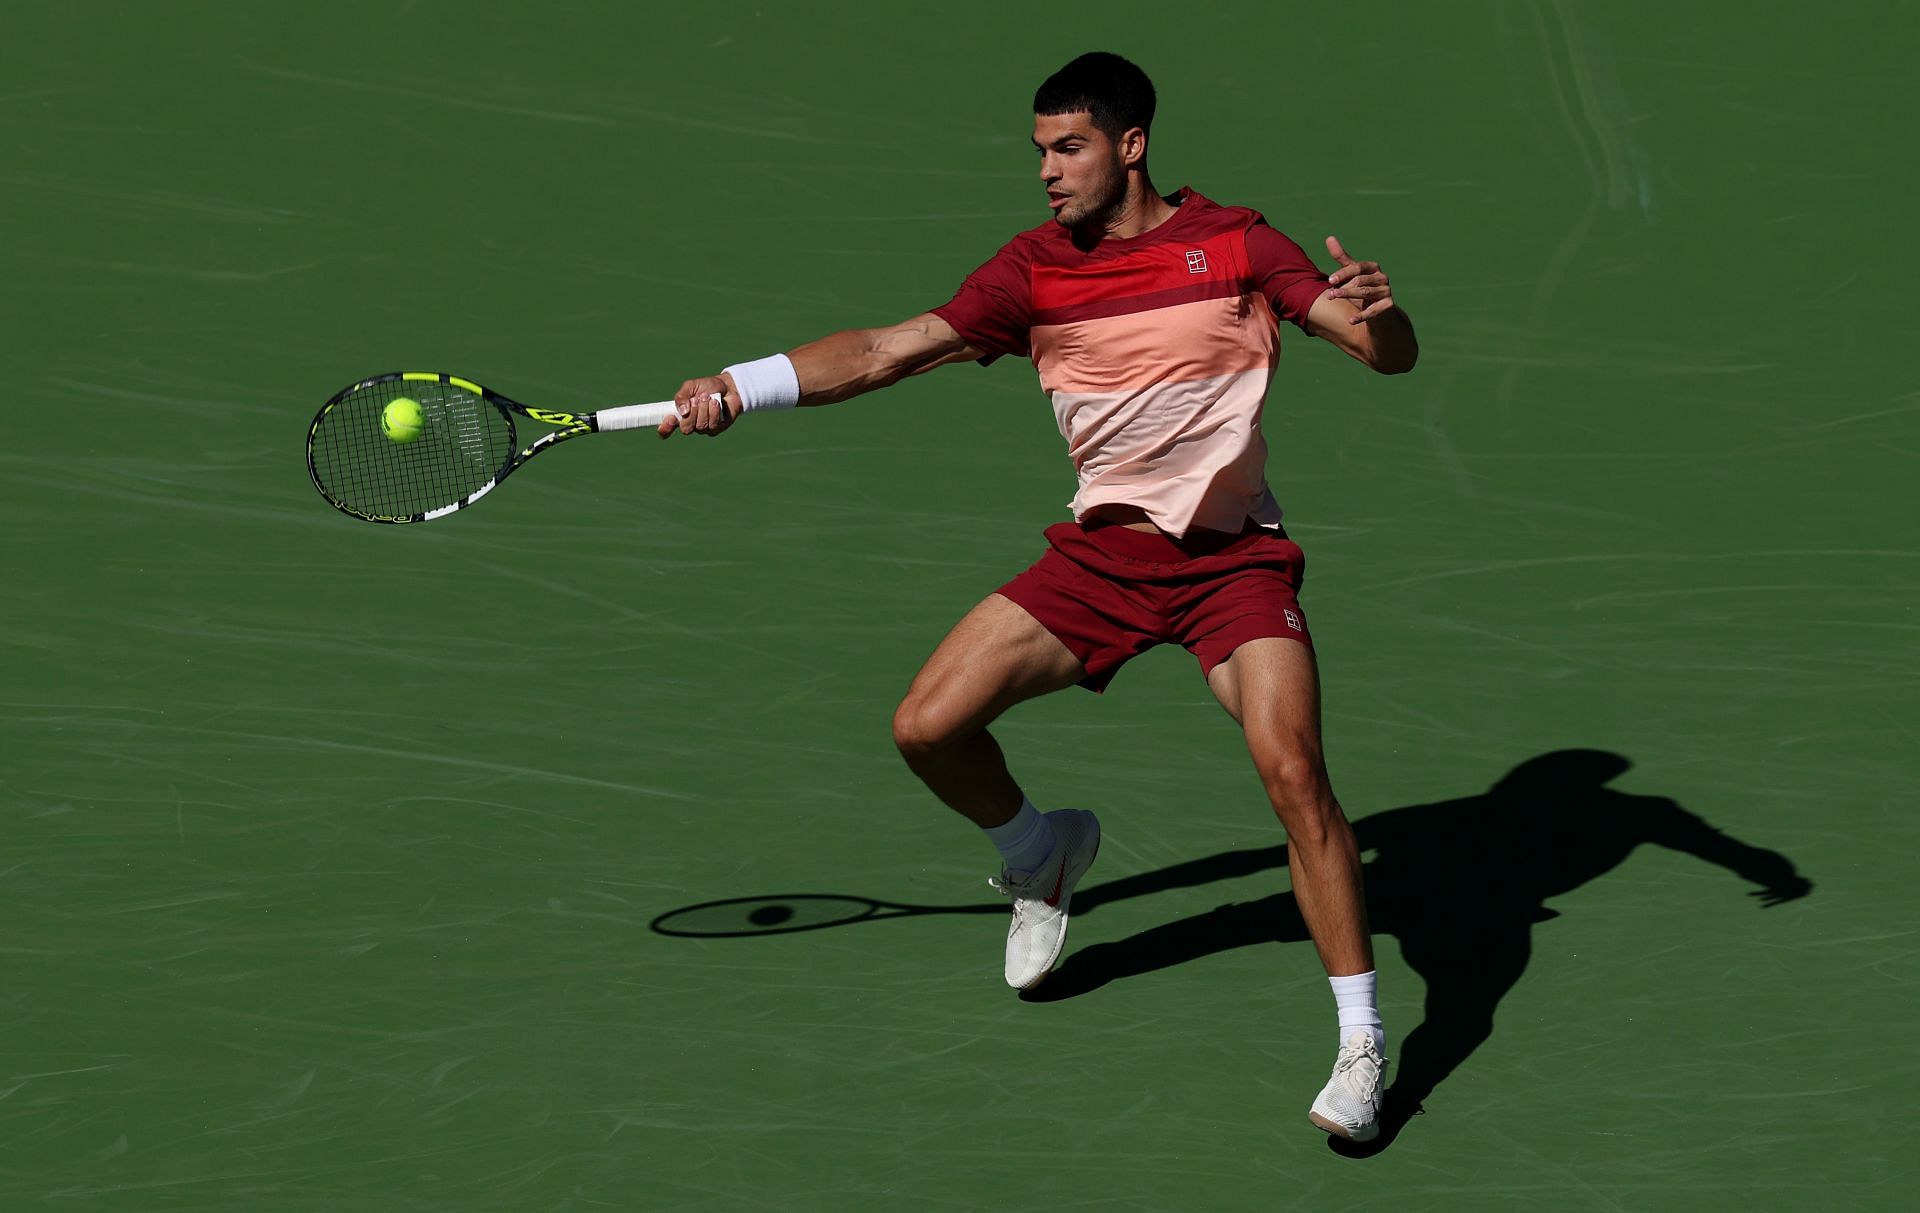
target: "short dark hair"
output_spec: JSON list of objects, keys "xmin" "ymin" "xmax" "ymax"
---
[{"xmin": 1033, "ymin": 52, "xmax": 1156, "ymax": 140}]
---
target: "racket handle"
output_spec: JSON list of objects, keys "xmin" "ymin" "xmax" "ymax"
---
[{"xmin": 593, "ymin": 401, "xmax": 677, "ymax": 432}]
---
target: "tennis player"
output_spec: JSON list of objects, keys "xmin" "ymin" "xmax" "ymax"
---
[{"xmin": 662, "ymin": 51, "xmax": 1418, "ymax": 1142}]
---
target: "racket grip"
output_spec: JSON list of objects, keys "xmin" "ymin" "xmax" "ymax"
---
[{"xmin": 594, "ymin": 401, "xmax": 677, "ymax": 432}]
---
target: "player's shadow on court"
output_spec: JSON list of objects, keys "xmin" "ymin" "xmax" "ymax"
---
[
  {"xmin": 647, "ymin": 749, "xmax": 1809, "ymax": 1156},
  {"xmin": 1027, "ymin": 748, "xmax": 1812, "ymax": 1155}
]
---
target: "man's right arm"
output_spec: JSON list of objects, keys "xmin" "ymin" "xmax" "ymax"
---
[
  {"xmin": 660, "ymin": 313, "xmax": 983, "ymax": 437},
  {"xmin": 792, "ymin": 312, "xmax": 984, "ymax": 405}
]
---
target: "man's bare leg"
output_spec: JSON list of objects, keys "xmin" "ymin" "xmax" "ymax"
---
[
  {"xmin": 893, "ymin": 593, "xmax": 1098, "ymax": 989},
  {"xmin": 1206, "ymin": 636, "xmax": 1372, "ymax": 974},
  {"xmin": 1209, "ymin": 636, "xmax": 1386, "ymax": 1139},
  {"xmin": 891, "ymin": 593, "xmax": 1087, "ymax": 828}
]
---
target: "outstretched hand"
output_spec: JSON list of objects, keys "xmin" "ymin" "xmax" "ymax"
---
[
  {"xmin": 1325, "ymin": 235, "xmax": 1398, "ymax": 325},
  {"xmin": 657, "ymin": 374, "xmax": 742, "ymax": 438}
]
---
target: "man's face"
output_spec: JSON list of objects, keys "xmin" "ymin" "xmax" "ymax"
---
[{"xmin": 1033, "ymin": 111, "xmax": 1128, "ymax": 230}]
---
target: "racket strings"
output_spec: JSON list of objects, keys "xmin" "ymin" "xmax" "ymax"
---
[{"xmin": 310, "ymin": 378, "xmax": 514, "ymax": 518}]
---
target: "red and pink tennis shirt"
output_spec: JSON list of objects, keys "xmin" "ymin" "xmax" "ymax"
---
[{"xmin": 934, "ymin": 188, "xmax": 1330, "ymax": 538}]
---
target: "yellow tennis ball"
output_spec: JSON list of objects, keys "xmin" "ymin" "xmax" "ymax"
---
[{"xmin": 382, "ymin": 397, "xmax": 424, "ymax": 443}]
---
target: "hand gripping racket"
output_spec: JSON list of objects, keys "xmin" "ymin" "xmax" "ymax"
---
[{"xmin": 306, "ymin": 371, "xmax": 678, "ymax": 524}]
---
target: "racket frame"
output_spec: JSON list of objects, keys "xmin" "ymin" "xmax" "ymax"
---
[{"xmin": 306, "ymin": 371, "xmax": 673, "ymax": 524}]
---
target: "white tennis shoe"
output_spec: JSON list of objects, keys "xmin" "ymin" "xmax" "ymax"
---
[
  {"xmin": 987, "ymin": 808, "xmax": 1101, "ymax": 989},
  {"xmin": 1310, "ymin": 1031, "xmax": 1388, "ymax": 1142}
]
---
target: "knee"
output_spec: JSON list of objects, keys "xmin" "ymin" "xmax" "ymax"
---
[
  {"xmin": 1251, "ymin": 745, "xmax": 1340, "ymax": 836},
  {"xmin": 1252, "ymin": 745, "xmax": 1325, "ymax": 809},
  {"xmin": 891, "ymin": 694, "xmax": 957, "ymax": 764}
]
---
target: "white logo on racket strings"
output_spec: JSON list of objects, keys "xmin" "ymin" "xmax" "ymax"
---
[
  {"xmin": 451, "ymin": 397, "xmax": 487, "ymax": 468},
  {"xmin": 1186, "ymin": 250, "xmax": 1208, "ymax": 274}
]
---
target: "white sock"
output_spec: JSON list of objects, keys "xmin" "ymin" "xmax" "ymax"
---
[
  {"xmin": 1329, "ymin": 970, "xmax": 1385, "ymax": 1054},
  {"xmin": 982, "ymin": 796, "xmax": 1055, "ymax": 876}
]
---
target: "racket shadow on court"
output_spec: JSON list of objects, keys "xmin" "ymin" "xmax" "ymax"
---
[
  {"xmin": 646, "ymin": 750, "xmax": 1810, "ymax": 1156},
  {"xmin": 647, "ymin": 833, "xmax": 1306, "ymax": 940},
  {"xmin": 1021, "ymin": 748, "xmax": 1813, "ymax": 1156}
]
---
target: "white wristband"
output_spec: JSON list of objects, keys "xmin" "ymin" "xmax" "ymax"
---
[{"xmin": 722, "ymin": 353, "xmax": 801, "ymax": 413}]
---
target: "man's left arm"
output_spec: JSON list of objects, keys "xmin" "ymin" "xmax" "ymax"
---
[{"xmin": 1304, "ymin": 235, "xmax": 1418, "ymax": 375}]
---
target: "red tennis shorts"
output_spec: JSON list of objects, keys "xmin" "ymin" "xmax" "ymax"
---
[{"xmin": 996, "ymin": 520, "xmax": 1312, "ymax": 692}]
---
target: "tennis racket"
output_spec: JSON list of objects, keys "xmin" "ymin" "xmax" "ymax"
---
[{"xmin": 306, "ymin": 371, "xmax": 679, "ymax": 524}]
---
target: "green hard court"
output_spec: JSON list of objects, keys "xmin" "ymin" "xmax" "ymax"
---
[{"xmin": 3, "ymin": 2, "xmax": 1913, "ymax": 1208}]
